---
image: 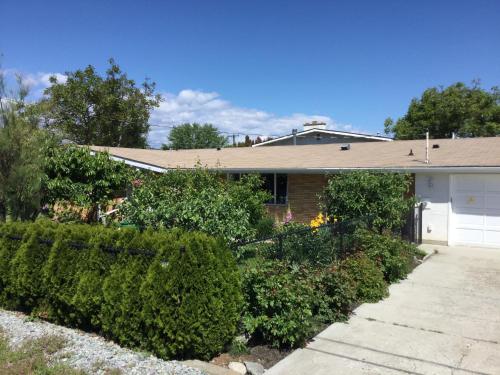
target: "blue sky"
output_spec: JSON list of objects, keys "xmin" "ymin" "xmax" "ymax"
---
[{"xmin": 1, "ymin": 0, "xmax": 499, "ymax": 147}]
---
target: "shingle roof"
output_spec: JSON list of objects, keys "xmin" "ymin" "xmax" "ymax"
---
[{"xmin": 90, "ymin": 137, "xmax": 500, "ymax": 172}]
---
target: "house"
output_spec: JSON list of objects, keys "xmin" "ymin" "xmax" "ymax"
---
[
  {"xmin": 253, "ymin": 121, "xmax": 392, "ymax": 147},
  {"xmin": 91, "ymin": 137, "xmax": 500, "ymax": 248}
]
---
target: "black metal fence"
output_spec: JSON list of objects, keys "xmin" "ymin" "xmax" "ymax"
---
[
  {"xmin": 233, "ymin": 208, "xmax": 424, "ymax": 264},
  {"xmin": 401, "ymin": 203, "xmax": 424, "ymax": 245}
]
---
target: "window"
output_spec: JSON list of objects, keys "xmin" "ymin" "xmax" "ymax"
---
[
  {"xmin": 227, "ymin": 173, "xmax": 288, "ymax": 205},
  {"xmin": 261, "ymin": 173, "xmax": 288, "ymax": 205}
]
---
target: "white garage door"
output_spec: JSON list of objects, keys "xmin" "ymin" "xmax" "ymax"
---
[{"xmin": 451, "ymin": 174, "xmax": 500, "ymax": 247}]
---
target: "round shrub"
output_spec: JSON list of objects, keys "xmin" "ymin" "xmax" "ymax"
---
[
  {"xmin": 340, "ymin": 253, "xmax": 388, "ymax": 303},
  {"xmin": 242, "ymin": 259, "xmax": 315, "ymax": 348},
  {"xmin": 140, "ymin": 232, "xmax": 242, "ymax": 360}
]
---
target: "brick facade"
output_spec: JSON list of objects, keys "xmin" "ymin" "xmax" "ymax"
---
[{"xmin": 266, "ymin": 174, "xmax": 328, "ymax": 223}]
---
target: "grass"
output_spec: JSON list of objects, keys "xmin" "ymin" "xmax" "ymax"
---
[{"xmin": 0, "ymin": 327, "xmax": 84, "ymax": 375}]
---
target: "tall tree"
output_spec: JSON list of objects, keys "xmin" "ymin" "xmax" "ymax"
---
[
  {"xmin": 0, "ymin": 71, "xmax": 55, "ymax": 221},
  {"xmin": 163, "ymin": 123, "xmax": 228, "ymax": 150},
  {"xmin": 41, "ymin": 59, "xmax": 161, "ymax": 148},
  {"xmin": 385, "ymin": 81, "xmax": 500, "ymax": 139}
]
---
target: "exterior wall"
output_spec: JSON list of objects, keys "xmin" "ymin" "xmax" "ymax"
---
[
  {"xmin": 415, "ymin": 173, "xmax": 450, "ymax": 244},
  {"xmin": 265, "ymin": 134, "xmax": 383, "ymax": 146},
  {"xmin": 287, "ymin": 174, "xmax": 328, "ymax": 223}
]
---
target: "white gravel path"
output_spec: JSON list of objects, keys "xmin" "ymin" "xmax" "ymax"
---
[{"xmin": 0, "ymin": 309, "xmax": 205, "ymax": 375}]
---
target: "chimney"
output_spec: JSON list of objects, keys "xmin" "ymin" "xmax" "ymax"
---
[
  {"xmin": 292, "ymin": 129, "xmax": 298, "ymax": 145},
  {"xmin": 303, "ymin": 120, "xmax": 327, "ymax": 131}
]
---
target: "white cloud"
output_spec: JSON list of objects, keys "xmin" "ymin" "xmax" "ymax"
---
[
  {"xmin": 149, "ymin": 89, "xmax": 356, "ymax": 148},
  {"xmin": 2, "ymin": 68, "xmax": 362, "ymax": 148},
  {"xmin": 1, "ymin": 69, "xmax": 67, "ymax": 98}
]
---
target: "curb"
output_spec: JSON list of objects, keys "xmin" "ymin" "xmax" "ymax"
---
[{"xmin": 421, "ymin": 249, "xmax": 438, "ymax": 263}]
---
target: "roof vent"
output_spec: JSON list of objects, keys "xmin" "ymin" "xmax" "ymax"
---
[
  {"xmin": 340, "ymin": 144, "xmax": 350, "ymax": 151},
  {"xmin": 432, "ymin": 144, "xmax": 440, "ymax": 149}
]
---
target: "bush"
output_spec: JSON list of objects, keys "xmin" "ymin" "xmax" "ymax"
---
[
  {"xmin": 322, "ymin": 171, "xmax": 415, "ymax": 233},
  {"xmin": 0, "ymin": 222, "xmax": 29, "ymax": 308},
  {"xmin": 121, "ymin": 169, "xmax": 270, "ymax": 242},
  {"xmin": 8, "ymin": 220, "xmax": 58, "ymax": 311},
  {"xmin": 241, "ymin": 259, "xmax": 315, "ymax": 348},
  {"xmin": 315, "ymin": 265, "xmax": 358, "ymax": 322},
  {"xmin": 140, "ymin": 232, "xmax": 242, "ymax": 359},
  {"xmin": 255, "ymin": 216, "xmax": 275, "ymax": 239},
  {"xmin": 354, "ymin": 229, "xmax": 418, "ymax": 282},
  {"xmin": 269, "ymin": 223, "xmax": 337, "ymax": 266},
  {"xmin": 340, "ymin": 253, "xmax": 388, "ymax": 303},
  {"xmin": 0, "ymin": 221, "xmax": 242, "ymax": 360}
]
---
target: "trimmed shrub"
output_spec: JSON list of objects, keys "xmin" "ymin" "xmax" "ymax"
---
[
  {"xmin": 140, "ymin": 232, "xmax": 242, "ymax": 359},
  {"xmin": 340, "ymin": 253, "xmax": 388, "ymax": 303},
  {"xmin": 71, "ymin": 227, "xmax": 124, "ymax": 329},
  {"xmin": 0, "ymin": 221, "xmax": 29, "ymax": 308},
  {"xmin": 9, "ymin": 220, "xmax": 58, "ymax": 311},
  {"xmin": 42, "ymin": 224, "xmax": 95, "ymax": 325},
  {"xmin": 0, "ymin": 221, "xmax": 242, "ymax": 360},
  {"xmin": 354, "ymin": 229, "xmax": 418, "ymax": 282},
  {"xmin": 242, "ymin": 259, "xmax": 315, "ymax": 348}
]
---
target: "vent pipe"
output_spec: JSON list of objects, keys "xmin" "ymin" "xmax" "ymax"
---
[{"xmin": 292, "ymin": 129, "xmax": 298, "ymax": 145}]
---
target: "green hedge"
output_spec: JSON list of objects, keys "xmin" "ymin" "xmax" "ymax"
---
[{"xmin": 0, "ymin": 220, "xmax": 242, "ymax": 360}]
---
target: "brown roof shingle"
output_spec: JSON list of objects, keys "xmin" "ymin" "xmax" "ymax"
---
[{"xmin": 90, "ymin": 137, "xmax": 500, "ymax": 172}]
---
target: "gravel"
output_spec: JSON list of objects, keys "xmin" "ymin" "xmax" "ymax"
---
[{"xmin": 0, "ymin": 309, "xmax": 205, "ymax": 375}]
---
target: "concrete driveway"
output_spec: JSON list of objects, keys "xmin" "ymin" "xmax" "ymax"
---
[{"xmin": 266, "ymin": 245, "xmax": 500, "ymax": 375}]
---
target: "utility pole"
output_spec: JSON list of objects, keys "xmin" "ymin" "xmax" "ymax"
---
[{"xmin": 232, "ymin": 133, "xmax": 236, "ymax": 147}]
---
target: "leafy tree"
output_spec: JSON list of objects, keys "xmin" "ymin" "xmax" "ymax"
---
[
  {"xmin": 41, "ymin": 59, "xmax": 161, "ymax": 148},
  {"xmin": 385, "ymin": 81, "xmax": 500, "ymax": 139},
  {"xmin": 0, "ymin": 71, "xmax": 55, "ymax": 221},
  {"xmin": 43, "ymin": 145, "xmax": 131, "ymax": 222},
  {"xmin": 121, "ymin": 169, "xmax": 270, "ymax": 241},
  {"xmin": 322, "ymin": 171, "xmax": 415, "ymax": 233},
  {"xmin": 163, "ymin": 123, "xmax": 228, "ymax": 150}
]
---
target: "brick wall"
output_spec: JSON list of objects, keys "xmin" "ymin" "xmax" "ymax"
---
[
  {"xmin": 288, "ymin": 174, "xmax": 328, "ymax": 222},
  {"xmin": 265, "ymin": 174, "xmax": 328, "ymax": 223}
]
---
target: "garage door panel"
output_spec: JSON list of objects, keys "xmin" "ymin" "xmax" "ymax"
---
[
  {"xmin": 485, "ymin": 211, "xmax": 500, "ymax": 227},
  {"xmin": 484, "ymin": 231, "xmax": 500, "ymax": 245},
  {"xmin": 454, "ymin": 211, "xmax": 484, "ymax": 226},
  {"xmin": 454, "ymin": 194, "xmax": 484, "ymax": 209},
  {"xmin": 485, "ymin": 195, "xmax": 500, "ymax": 209},
  {"xmin": 451, "ymin": 174, "xmax": 500, "ymax": 248},
  {"xmin": 485, "ymin": 177, "xmax": 500, "ymax": 192},
  {"xmin": 454, "ymin": 228, "xmax": 483, "ymax": 244},
  {"xmin": 453, "ymin": 175, "xmax": 485, "ymax": 191}
]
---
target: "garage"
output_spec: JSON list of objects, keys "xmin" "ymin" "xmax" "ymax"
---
[{"xmin": 450, "ymin": 174, "xmax": 500, "ymax": 247}]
